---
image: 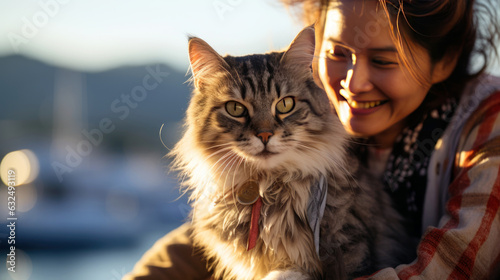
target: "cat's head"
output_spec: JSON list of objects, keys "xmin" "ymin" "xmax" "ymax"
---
[{"xmin": 178, "ymin": 27, "xmax": 348, "ymax": 178}]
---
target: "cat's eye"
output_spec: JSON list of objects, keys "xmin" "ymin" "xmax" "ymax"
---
[
  {"xmin": 225, "ymin": 101, "xmax": 247, "ymax": 117},
  {"xmin": 276, "ymin": 97, "xmax": 295, "ymax": 114}
]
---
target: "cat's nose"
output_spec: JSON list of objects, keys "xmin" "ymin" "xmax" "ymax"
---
[{"xmin": 256, "ymin": 131, "xmax": 273, "ymax": 144}]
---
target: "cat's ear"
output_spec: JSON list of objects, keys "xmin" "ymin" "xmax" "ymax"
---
[
  {"xmin": 280, "ymin": 26, "xmax": 315, "ymax": 68},
  {"xmin": 188, "ymin": 37, "xmax": 229, "ymax": 89}
]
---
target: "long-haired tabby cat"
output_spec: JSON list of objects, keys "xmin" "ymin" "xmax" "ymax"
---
[{"xmin": 170, "ymin": 27, "xmax": 412, "ymax": 280}]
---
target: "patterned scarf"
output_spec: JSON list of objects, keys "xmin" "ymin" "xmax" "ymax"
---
[{"xmin": 357, "ymin": 97, "xmax": 457, "ymax": 237}]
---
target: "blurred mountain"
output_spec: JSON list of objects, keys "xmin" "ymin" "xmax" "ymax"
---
[
  {"xmin": 0, "ymin": 54, "xmax": 191, "ymax": 142},
  {"xmin": 0, "ymin": 55, "xmax": 194, "ymax": 159}
]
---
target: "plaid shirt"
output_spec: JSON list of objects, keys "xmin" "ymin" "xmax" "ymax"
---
[{"xmin": 361, "ymin": 75, "xmax": 500, "ymax": 280}]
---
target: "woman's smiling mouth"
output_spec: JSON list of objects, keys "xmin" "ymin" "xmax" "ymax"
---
[
  {"xmin": 335, "ymin": 93, "xmax": 390, "ymax": 117},
  {"xmin": 346, "ymin": 99, "xmax": 388, "ymax": 109}
]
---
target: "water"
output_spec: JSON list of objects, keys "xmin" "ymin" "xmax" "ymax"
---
[{"xmin": 1, "ymin": 223, "xmax": 182, "ymax": 280}]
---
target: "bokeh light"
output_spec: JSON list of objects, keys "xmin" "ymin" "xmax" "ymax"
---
[
  {"xmin": 15, "ymin": 183, "xmax": 38, "ymax": 213},
  {"xmin": 0, "ymin": 149, "xmax": 40, "ymax": 186},
  {"xmin": 5, "ymin": 249, "xmax": 33, "ymax": 280}
]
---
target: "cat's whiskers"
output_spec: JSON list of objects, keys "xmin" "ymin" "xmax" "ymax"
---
[
  {"xmin": 344, "ymin": 137, "xmax": 367, "ymax": 146},
  {"xmin": 294, "ymin": 143, "xmax": 319, "ymax": 153},
  {"xmin": 228, "ymin": 156, "xmax": 246, "ymax": 208},
  {"xmin": 212, "ymin": 153, "xmax": 242, "ymax": 211},
  {"xmin": 218, "ymin": 153, "xmax": 243, "ymax": 193},
  {"xmin": 175, "ymin": 164, "xmax": 193, "ymax": 200},
  {"xmin": 209, "ymin": 150, "xmax": 235, "ymax": 176},
  {"xmin": 198, "ymin": 140, "xmax": 232, "ymax": 145},
  {"xmin": 201, "ymin": 142, "xmax": 232, "ymax": 151},
  {"xmin": 290, "ymin": 142, "xmax": 347, "ymax": 176},
  {"xmin": 192, "ymin": 149, "xmax": 235, "ymax": 201},
  {"xmin": 220, "ymin": 154, "xmax": 242, "ymax": 206},
  {"xmin": 294, "ymin": 143, "xmax": 326, "ymax": 164},
  {"xmin": 158, "ymin": 123, "xmax": 171, "ymax": 151},
  {"xmin": 203, "ymin": 150, "xmax": 238, "ymax": 195},
  {"xmin": 204, "ymin": 146, "xmax": 233, "ymax": 161},
  {"xmin": 192, "ymin": 146, "xmax": 234, "ymax": 194}
]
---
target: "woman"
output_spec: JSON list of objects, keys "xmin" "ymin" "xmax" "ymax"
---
[{"xmin": 124, "ymin": 0, "xmax": 500, "ymax": 279}]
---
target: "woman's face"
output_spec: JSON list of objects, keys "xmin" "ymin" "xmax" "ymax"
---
[{"xmin": 317, "ymin": 0, "xmax": 441, "ymax": 145}]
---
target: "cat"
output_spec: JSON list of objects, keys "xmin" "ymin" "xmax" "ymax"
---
[{"xmin": 169, "ymin": 26, "xmax": 412, "ymax": 280}]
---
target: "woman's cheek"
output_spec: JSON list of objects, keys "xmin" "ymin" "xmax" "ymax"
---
[{"xmin": 320, "ymin": 61, "xmax": 344, "ymax": 97}]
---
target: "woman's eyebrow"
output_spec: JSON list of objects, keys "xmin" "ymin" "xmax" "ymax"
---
[
  {"xmin": 325, "ymin": 38, "xmax": 355, "ymax": 51},
  {"xmin": 367, "ymin": 47, "xmax": 398, "ymax": 52},
  {"xmin": 325, "ymin": 38, "xmax": 396, "ymax": 53}
]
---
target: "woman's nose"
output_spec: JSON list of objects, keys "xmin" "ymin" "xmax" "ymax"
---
[{"xmin": 341, "ymin": 59, "xmax": 374, "ymax": 95}]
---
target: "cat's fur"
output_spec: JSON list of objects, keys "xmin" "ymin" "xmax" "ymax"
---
[{"xmin": 170, "ymin": 27, "xmax": 411, "ymax": 280}]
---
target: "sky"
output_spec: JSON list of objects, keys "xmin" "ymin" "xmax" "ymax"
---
[
  {"xmin": 0, "ymin": 0, "xmax": 304, "ymax": 72},
  {"xmin": 0, "ymin": 0, "xmax": 498, "ymax": 74}
]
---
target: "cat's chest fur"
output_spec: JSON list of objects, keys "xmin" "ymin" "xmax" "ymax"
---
[{"xmin": 191, "ymin": 175, "xmax": 326, "ymax": 279}]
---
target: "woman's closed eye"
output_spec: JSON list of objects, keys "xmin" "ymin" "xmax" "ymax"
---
[
  {"xmin": 371, "ymin": 57, "xmax": 398, "ymax": 67},
  {"xmin": 326, "ymin": 46, "xmax": 352, "ymax": 61}
]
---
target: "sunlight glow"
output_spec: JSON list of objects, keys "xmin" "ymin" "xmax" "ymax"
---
[
  {"xmin": 435, "ymin": 138, "xmax": 443, "ymax": 150},
  {"xmin": 0, "ymin": 0, "xmax": 302, "ymax": 72}
]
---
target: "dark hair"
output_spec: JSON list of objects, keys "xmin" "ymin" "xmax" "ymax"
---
[{"xmin": 282, "ymin": 0, "xmax": 500, "ymax": 102}]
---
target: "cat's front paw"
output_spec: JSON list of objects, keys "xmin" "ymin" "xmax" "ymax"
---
[{"xmin": 262, "ymin": 270, "xmax": 312, "ymax": 280}]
